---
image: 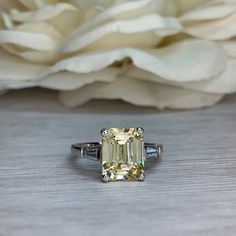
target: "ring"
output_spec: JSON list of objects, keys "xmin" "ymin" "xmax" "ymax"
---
[{"xmin": 71, "ymin": 128, "xmax": 163, "ymax": 182}]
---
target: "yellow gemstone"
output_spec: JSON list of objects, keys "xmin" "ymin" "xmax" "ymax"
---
[{"xmin": 102, "ymin": 128, "xmax": 144, "ymax": 181}]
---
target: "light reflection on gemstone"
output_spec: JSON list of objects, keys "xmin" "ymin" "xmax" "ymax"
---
[{"xmin": 102, "ymin": 128, "xmax": 144, "ymax": 182}]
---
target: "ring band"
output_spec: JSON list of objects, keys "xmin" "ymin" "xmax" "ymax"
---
[{"xmin": 71, "ymin": 128, "xmax": 163, "ymax": 182}]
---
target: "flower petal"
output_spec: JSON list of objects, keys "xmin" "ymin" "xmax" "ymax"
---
[
  {"xmin": 39, "ymin": 68, "xmax": 118, "ymax": 90},
  {"xmin": 59, "ymin": 77, "xmax": 223, "ymax": 109},
  {"xmin": 0, "ymin": 49, "xmax": 118, "ymax": 90},
  {"xmin": 0, "ymin": 30, "xmax": 54, "ymax": 51},
  {"xmin": 48, "ymin": 40, "xmax": 225, "ymax": 82},
  {"xmin": 10, "ymin": 3, "xmax": 77, "ymax": 22},
  {"xmin": 0, "ymin": 68, "xmax": 118, "ymax": 90},
  {"xmin": 69, "ymin": 0, "xmax": 174, "ymax": 37},
  {"xmin": 0, "ymin": 21, "xmax": 61, "ymax": 51},
  {"xmin": 218, "ymin": 40, "xmax": 236, "ymax": 58},
  {"xmin": 128, "ymin": 59, "xmax": 236, "ymax": 94},
  {"xmin": 181, "ymin": 0, "xmax": 236, "ymax": 40},
  {"xmin": 1, "ymin": 21, "xmax": 63, "ymax": 63},
  {"xmin": 0, "ymin": 12, "xmax": 14, "ymax": 29},
  {"xmin": 48, "ymin": 9, "xmax": 83, "ymax": 36},
  {"xmin": 174, "ymin": 0, "xmax": 207, "ymax": 14},
  {"xmin": 180, "ymin": 2, "xmax": 236, "ymax": 21},
  {"xmin": 0, "ymin": 49, "xmax": 46, "ymax": 80},
  {"xmin": 60, "ymin": 14, "xmax": 182, "ymax": 52},
  {"xmin": 2, "ymin": 46, "xmax": 60, "ymax": 64},
  {"xmin": 18, "ymin": 0, "xmax": 59, "ymax": 9},
  {"xmin": 184, "ymin": 12, "xmax": 236, "ymax": 40},
  {"xmin": 176, "ymin": 59, "xmax": 236, "ymax": 94}
]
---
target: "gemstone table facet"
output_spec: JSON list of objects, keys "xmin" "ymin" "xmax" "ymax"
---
[{"xmin": 102, "ymin": 128, "xmax": 144, "ymax": 181}]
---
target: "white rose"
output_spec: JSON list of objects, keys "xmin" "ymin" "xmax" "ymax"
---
[{"xmin": 0, "ymin": 0, "xmax": 234, "ymax": 109}]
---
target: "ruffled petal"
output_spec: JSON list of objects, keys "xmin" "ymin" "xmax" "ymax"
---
[
  {"xmin": 59, "ymin": 77, "xmax": 223, "ymax": 109},
  {"xmin": 174, "ymin": 0, "xmax": 207, "ymax": 14},
  {"xmin": 48, "ymin": 40, "xmax": 225, "ymax": 82},
  {"xmin": 176, "ymin": 59, "xmax": 236, "ymax": 94},
  {"xmin": 180, "ymin": 2, "xmax": 236, "ymax": 21},
  {"xmin": 181, "ymin": 0, "xmax": 236, "ymax": 40},
  {"xmin": 60, "ymin": 14, "xmax": 182, "ymax": 52},
  {"xmin": 0, "ymin": 49, "xmax": 118, "ymax": 90},
  {"xmin": 10, "ymin": 3, "xmax": 77, "ymax": 22},
  {"xmin": 0, "ymin": 30, "xmax": 56, "ymax": 51},
  {"xmin": 70, "ymin": 0, "xmax": 175, "ymax": 36},
  {"xmin": 184, "ymin": 13, "xmax": 236, "ymax": 40},
  {"xmin": 0, "ymin": 50, "xmax": 46, "ymax": 80},
  {"xmin": 0, "ymin": 21, "xmax": 63, "ymax": 51},
  {"xmin": 18, "ymin": 0, "xmax": 59, "ymax": 10},
  {"xmin": 0, "ymin": 0, "xmax": 232, "ymax": 111},
  {"xmin": 218, "ymin": 40, "xmax": 236, "ymax": 58},
  {"xmin": 0, "ymin": 68, "xmax": 119, "ymax": 90},
  {"xmin": 128, "ymin": 59, "xmax": 236, "ymax": 94}
]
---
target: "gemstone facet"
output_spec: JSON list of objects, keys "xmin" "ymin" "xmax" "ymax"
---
[{"xmin": 102, "ymin": 128, "xmax": 144, "ymax": 181}]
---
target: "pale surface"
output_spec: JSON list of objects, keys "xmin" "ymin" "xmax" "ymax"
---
[{"xmin": 0, "ymin": 89, "xmax": 236, "ymax": 236}]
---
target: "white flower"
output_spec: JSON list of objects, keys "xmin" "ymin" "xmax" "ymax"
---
[{"xmin": 0, "ymin": 0, "xmax": 235, "ymax": 109}]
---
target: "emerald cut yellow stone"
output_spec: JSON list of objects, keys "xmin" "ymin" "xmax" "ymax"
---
[{"xmin": 102, "ymin": 128, "xmax": 144, "ymax": 182}]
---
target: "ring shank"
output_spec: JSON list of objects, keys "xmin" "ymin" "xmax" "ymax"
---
[{"xmin": 71, "ymin": 142, "xmax": 163, "ymax": 161}]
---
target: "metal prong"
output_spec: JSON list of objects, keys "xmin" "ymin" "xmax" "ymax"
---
[
  {"xmin": 138, "ymin": 172, "xmax": 145, "ymax": 181},
  {"xmin": 102, "ymin": 175, "xmax": 109, "ymax": 182},
  {"xmin": 100, "ymin": 128, "xmax": 108, "ymax": 136},
  {"xmin": 137, "ymin": 127, "xmax": 144, "ymax": 134}
]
